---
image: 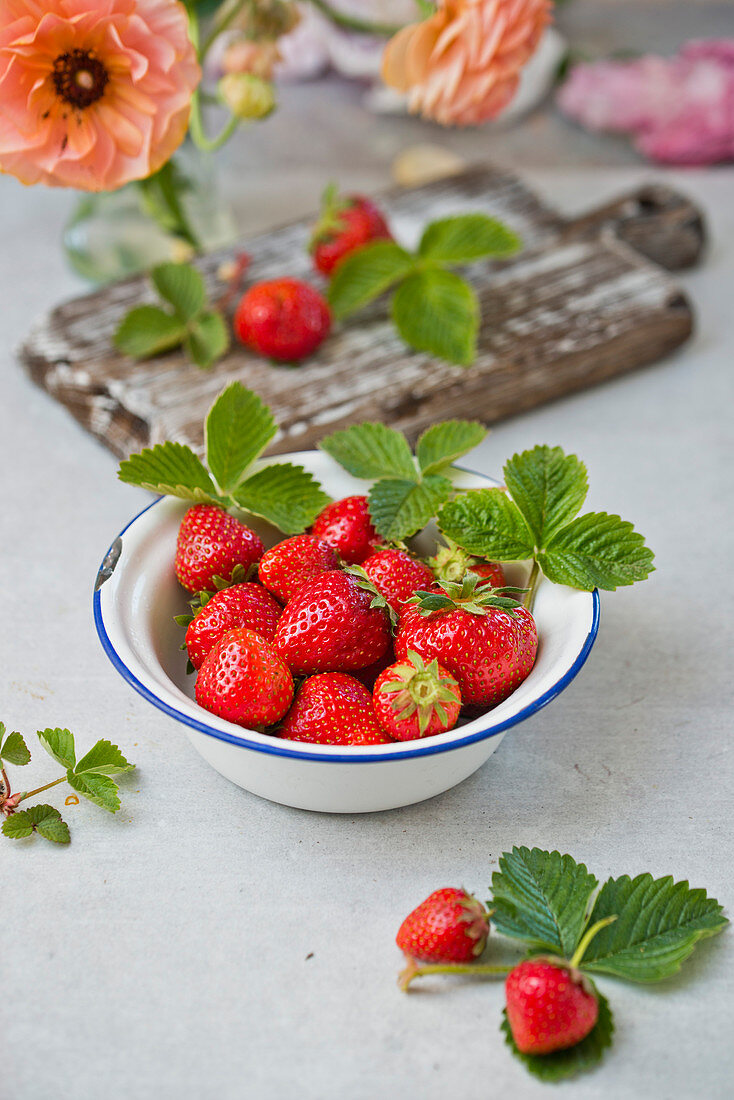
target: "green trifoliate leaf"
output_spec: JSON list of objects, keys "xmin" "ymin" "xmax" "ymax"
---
[
  {"xmin": 319, "ymin": 422, "xmax": 417, "ymax": 482},
  {"xmin": 67, "ymin": 771, "xmax": 121, "ymax": 814},
  {"xmin": 579, "ymin": 874, "xmax": 728, "ymax": 982},
  {"xmin": 2, "ymin": 805, "xmax": 70, "ymax": 844},
  {"xmin": 416, "ymin": 420, "xmax": 487, "ymax": 476},
  {"xmin": 0, "ymin": 729, "xmax": 31, "ymax": 766},
  {"xmin": 368, "ymin": 474, "xmax": 452, "ymax": 542},
  {"xmin": 418, "ymin": 214, "xmax": 521, "ymax": 264},
  {"xmin": 118, "ymin": 441, "xmax": 223, "ymax": 504},
  {"xmin": 540, "ymin": 512, "xmax": 655, "ymax": 591},
  {"xmin": 501, "ymin": 983, "xmax": 613, "ymax": 1082},
  {"xmin": 113, "ymin": 305, "xmax": 187, "ymax": 359},
  {"xmin": 151, "ymin": 262, "xmax": 206, "ymax": 321},
  {"xmin": 504, "ymin": 445, "xmax": 588, "ymax": 545},
  {"xmin": 391, "ymin": 268, "xmax": 478, "ymax": 366},
  {"xmin": 184, "ymin": 310, "xmax": 230, "ymax": 370},
  {"xmin": 74, "ymin": 740, "xmax": 135, "ymax": 778},
  {"xmin": 490, "ymin": 847, "xmax": 599, "ymax": 957},
  {"xmin": 233, "ymin": 463, "xmax": 331, "ymax": 535},
  {"xmin": 37, "ymin": 728, "xmax": 76, "ymax": 771},
  {"xmin": 327, "ymin": 240, "xmax": 415, "ymax": 319},
  {"xmin": 438, "ymin": 489, "xmax": 535, "ymax": 561},
  {"xmin": 205, "ymin": 382, "xmax": 277, "ymax": 494}
]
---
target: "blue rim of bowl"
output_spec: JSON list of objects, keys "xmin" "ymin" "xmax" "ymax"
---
[{"xmin": 93, "ymin": 492, "xmax": 600, "ymax": 764}]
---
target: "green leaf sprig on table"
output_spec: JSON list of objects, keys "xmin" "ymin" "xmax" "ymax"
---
[
  {"xmin": 0, "ymin": 722, "xmax": 135, "ymax": 845},
  {"xmin": 118, "ymin": 381, "xmax": 330, "ymax": 534},
  {"xmin": 113, "ymin": 261, "xmax": 229, "ymax": 370},
  {"xmin": 438, "ymin": 444, "xmax": 655, "ymax": 605},
  {"xmin": 319, "ymin": 419, "xmax": 487, "ymax": 543},
  {"xmin": 327, "ymin": 213, "xmax": 521, "ymax": 366},
  {"xmin": 401, "ymin": 846, "xmax": 728, "ymax": 1082}
]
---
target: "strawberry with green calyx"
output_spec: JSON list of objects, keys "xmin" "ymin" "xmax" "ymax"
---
[
  {"xmin": 195, "ymin": 627, "xmax": 294, "ymax": 728},
  {"xmin": 278, "ymin": 672, "xmax": 393, "ymax": 746},
  {"xmin": 374, "ymin": 651, "xmax": 461, "ymax": 741},
  {"xmin": 175, "ymin": 504, "xmax": 264, "ymax": 594},
  {"xmin": 310, "ymin": 184, "xmax": 392, "ymax": 277},
  {"xmin": 396, "ymin": 572, "xmax": 537, "ymax": 708},
  {"xmin": 361, "ymin": 547, "xmax": 435, "ymax": 615},
  {"xmin": 430, "ymin": 536, "xmax": 506, "ymax": 590},
  {"xmin": 258, "ymin": 534, "xmax": 340, "ymax": 604},
  {"xmin": 182, "ymin": 582, "xmax": 282, "ymax": 671},
  {"xmin": 311, "ymin": 495, "xmax": 379, "ymax": 564},
  {"xmin": 396, "ymin": 887, "xmax": 490, "ymax": 967},
  {"xmin": 274, "ymin": 571, "xmax": 391, "ymax": 676}
]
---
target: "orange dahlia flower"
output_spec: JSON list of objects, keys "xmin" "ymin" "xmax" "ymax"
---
[
  {"xmin": 0, "ymin": 0, "xmax": 201, "ymax": 190},
  {"xmin": 382, "ymin": 0, "xmax": 552, "ymax": 126}
]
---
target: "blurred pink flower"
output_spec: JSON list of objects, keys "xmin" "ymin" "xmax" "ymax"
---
[
  {"xmin": 381, "ymin": 0, "xmax": 552, "ymax": 126},
  {"xmin": 557, "ymin": 40, "xmax": 734, "ymax": 165},
  {"xmin": 0, "ymin": 0, "xmax": 200, "ymax": 191}
]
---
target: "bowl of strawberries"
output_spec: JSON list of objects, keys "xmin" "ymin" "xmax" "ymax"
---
[{"xmin": 94, "ymin": 387, "xmax": 607, "ymax": 812}]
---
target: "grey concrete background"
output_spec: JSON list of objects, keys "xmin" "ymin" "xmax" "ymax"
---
[{"xmin": 2, "ymin": 3, "xmax": 733, "ymax": 1097}]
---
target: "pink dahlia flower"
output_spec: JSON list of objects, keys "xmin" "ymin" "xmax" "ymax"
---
[
  {"xmin": 557, "ymin": 39, "xmax": 734, "ymax": 166},
  {"xmin": 0, "ymin": 0, "xmax": 201, "ymax": 190},
  {"xmin": 381, "ymin": 0, "xmax": 552, "ymax": 126}
]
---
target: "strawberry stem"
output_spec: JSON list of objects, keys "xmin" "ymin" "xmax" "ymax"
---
[
  {"xmin": 18, "ymin": 775, "xmax": 67, "ymax": 803},
  {"xmin": 569, "ymin": 915, "xmax": 618, "ymax": 970},
  {"xmin": 399, "ymin": 959, "xmax": 511, "ymax": 992},
  {"xmin": 523, "ymin": 559, "xmax": 541, "ymax": 612}
]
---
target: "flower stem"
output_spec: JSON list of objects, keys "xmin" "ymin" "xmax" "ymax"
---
[
  {"xmin": 200, "ymin": 0, "xmax": 251, "ymax": 62},
  {"xmin": 523, "ymin": 558, "xmax": 541, "ymax": 612},
  {"xmin": 307, "ymin": 0, "xmax": 403, "ymax": 36},
  {"xmin": 18, "ymin": 775, "xmax": 67, "ymax": 803},
  {"xmin": 569, "ymin": 915, "xmax": 617, "ymax": 970},
  {"xmin": 189, "ymin": 95, "xmax": 240, "ymax": 153}
]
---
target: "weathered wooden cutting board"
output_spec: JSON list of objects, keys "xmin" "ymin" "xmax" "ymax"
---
[{"xmin": 18, "ymin": 166, "xmax": 704, "ymax": 459}]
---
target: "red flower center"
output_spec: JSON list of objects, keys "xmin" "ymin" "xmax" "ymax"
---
[{"xmin": 52, "ymin": 49, "xmax": 108, "ymax": 109}]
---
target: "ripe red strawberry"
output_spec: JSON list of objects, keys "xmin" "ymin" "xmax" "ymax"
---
[
  {"xmin": 396, "ymin": 888, "xmax": 489, "ymax": 963},
  {"xmin": 233, "ymin": 277, "xmax": 331, "ymax": 362},
  {"xmin": 351, "ymin": 648, "xmax": 396, "ymax": 691},
  {"xmin": 311, "ymin": 495, "xmax": 379, "ymax": 565},
  {"xmin": 175, "ymin": 505, "xmax": 264, "ymax": 594},
  {"xmin": 505, "ymin": 959, "xmax": 599, "ymax": 1055},
  {"xmin": 430, "ymin": 537, "xmax": 506, "ymax": 589},
  {"xmin": 278, "ymin": 672, "xmax": 393, "ymax": 746},
  {"xmin": 309, "ymin": 186, "xmax": 392, "ymax": 276},
  {"xmin": 396, "ymin": 574, "xmax": 537, "ymax": 707},
  {"xmin": 362, "ymin": 547, "xmax": 435, "ymax": 615},
  {"xmin": 275, "ymin": 571, "xmax": 390, "ymax": 675},
  {"xmin": 195, "ymin": 627, "xmax": 293, "ymax": 728},
  {"xmin": 258, "ymin": 534, "xmax": 340, "ymax": 604},
  {"xmin": 374, "ymin": 651, "xmax": 461, "ymax": 741},
  {"xmin": 185, "ymin": 582, "xmax": 282, "ymax": 670}
]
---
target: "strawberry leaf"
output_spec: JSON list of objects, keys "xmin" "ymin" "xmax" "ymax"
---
[
  {"xmin": 500, "ymin": 982, "xmax": 613, "ymax": 1081},
  {"xmin": 113, "ymin": 305, "xmax": 187, "ymax": 359},
  {"xmin": 37, "ymin": 728, "xmax": 76, "ymax": 771},
  {"xmin": 418, "ymin": 214, "xmax": 521, "ymax": 264},
  {"xmin": 151, "ymin": 262, "xmax": 206, "ymax": 321},
  {"xmin": 416, "ymin": 420, "xmax": 487, "ymax": 476},
  {"xmin": 233, "ymin": 463, "xmax": 331, "ymax": 535},
  {"xmin": 206, "ymin": 382, "xmax": 277, "ymax": 495},
  {"xmin": 74, "ymin": 740, "xmax": 135, "ymax": 778},
  {"xmin": 319, "ymin": 422, "xmax": 417, "ymax": 482},
  {"xmin": 2, "ymin": 805, "xmax": 70, "ymax": 844},
  {"xmin": 490, "ymin": 847, "xmax": 599, "ymax": 957},
  {"xmin": 327, "ymin": 240, "xmax": 415, "ymax": 319},
  {"xmin": 368, "ymin": 475, "xmax": 452, "ymax": 542},
  {"xmin": 503, "ymin": 445, "xmax": 588, "ymax": 546},
  {"xmin": 438, "ymin": 489, "xmax": 535, "ymax": 561},
  {"xmin": 0, "ymin": 729, "xmax": 31, "ymax": 766},
  {"xmin": 118, "ymin": 441, "xmax": 224, "ymax": 504},
  {"xmin": 67, "ymin": 771, "xmax": 121, "ymax": 814},
  {"xmin": 184, "ymin": 310, "xmax": 229, "ymax": 370},
  {"xmin": 540, "ymin": 512, "xmax": 655, "ymax": 591},
  {"xmin": 579, "ymin": 874, "xmax": 728, "ymax": 982},
  {"xmin": 391, "ymin": 268, "xmax": 478, "ymax": 366}
]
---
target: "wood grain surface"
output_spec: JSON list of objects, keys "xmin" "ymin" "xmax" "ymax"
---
[{"xmin": 18, "ymin": 166, "xmax": 703, "ymax": 459}]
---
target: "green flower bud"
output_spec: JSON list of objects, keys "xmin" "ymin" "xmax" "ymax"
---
[{"xmin": 218, "ymin": 73, "xmax": 276, "ymax": 121}]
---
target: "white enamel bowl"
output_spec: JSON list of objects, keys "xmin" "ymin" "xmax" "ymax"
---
[{"xmin": 94, "ymin": 452, "xmax": 599, "ymax": 813}]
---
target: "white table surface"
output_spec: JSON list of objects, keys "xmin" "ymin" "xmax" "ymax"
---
[{"xmin": 1, "ymin": 160, "xmax": 733, "ymax": 1099}]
